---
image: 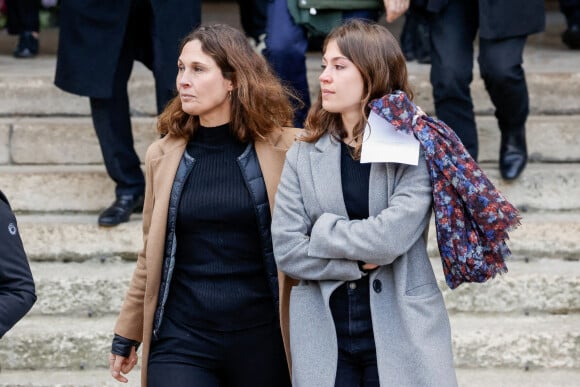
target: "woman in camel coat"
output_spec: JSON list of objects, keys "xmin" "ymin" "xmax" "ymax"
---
[{"xmin": 109, "ymin": 24, "xmax": 298, "ymax": 387}]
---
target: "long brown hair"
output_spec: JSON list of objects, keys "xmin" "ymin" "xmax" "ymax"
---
[
  {"xmin": 303, "ymin": 19, "xmax": 413, "ymax": 159},
  {"xmin": 158, "ymin": 24, "xmax": 296, "ymax": 142}
]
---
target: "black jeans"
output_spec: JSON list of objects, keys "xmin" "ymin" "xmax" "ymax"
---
[
  {"xmin": 330, "ymin": 277, "xmax": 379, "ymax": 387},
  {"xmin": 148, "ymin": 316, "xmax": 291, "ymax": 387},
  {"xmin": 429, "ymin": 0, "xmax": 529, "ymax": 160}
]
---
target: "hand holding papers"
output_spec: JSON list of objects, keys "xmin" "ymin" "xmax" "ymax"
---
[{"xmin": 360, "ymin": 110, "xmax": 420, "ymax": 165}]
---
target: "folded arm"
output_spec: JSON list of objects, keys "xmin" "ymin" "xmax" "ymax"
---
[
  {"xmin": 308, "ymin": 156, "xmax": 432, "ymax": 265},
  {"xmin": 272, "ymin": 144, "xmax": 363, "ymax": 282}
]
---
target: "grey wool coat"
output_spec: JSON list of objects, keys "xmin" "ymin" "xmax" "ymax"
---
[{"xmin": 271, "ymin": 134, "xmax": 457, "ymax": 387}]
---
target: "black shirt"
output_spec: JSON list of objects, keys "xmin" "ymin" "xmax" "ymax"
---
[{"xmin": 340, "ymin": 142, "xmax": 371, "ymax": 220}]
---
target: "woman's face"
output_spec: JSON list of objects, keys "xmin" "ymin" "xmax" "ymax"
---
[
  {"xmin": 176, "ymin": 39, "xmax": 233, "ymax": 126},
  {"xmin": 319, "ymin": 40, "xmax": 364, "ymax": 123}
]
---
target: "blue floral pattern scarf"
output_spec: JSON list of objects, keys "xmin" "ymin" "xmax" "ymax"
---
[{"xmin": 370, "ymin": 91, "xmax": 521, "ymax": 289}]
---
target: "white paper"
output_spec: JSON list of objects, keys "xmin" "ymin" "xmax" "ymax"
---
[{"xmin": 360, "ymin": 110, "xmax": 420, "ymax": 165}]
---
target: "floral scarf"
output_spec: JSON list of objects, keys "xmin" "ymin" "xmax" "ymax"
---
[{"xmin": 369, "ymin": 91, "xmax": 521, "ymax": 289}]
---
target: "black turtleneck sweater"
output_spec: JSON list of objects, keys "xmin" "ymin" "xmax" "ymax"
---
[
  {"xmin": 340, "ymin": 142, "xmax": 371, "ymax": 220},
  {"xmin": 164, "ymin": 123, "xmax": 275, "ymax": 331}
]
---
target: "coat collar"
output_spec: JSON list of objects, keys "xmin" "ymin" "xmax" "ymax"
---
[{"xmin": 149, "ymin": 135, "xmax": 187, "ymax": 210}]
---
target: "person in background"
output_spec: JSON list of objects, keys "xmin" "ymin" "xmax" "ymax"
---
[
  {"xmin": 236, "ymin": 0, "xmax": 268, "ymax": 52},
  {"xmin": 109, "ymin": 24, "xmax": 297, "ymax": 387},
  {"xmin": 426, "ymin": 0, "xmax": 545, "ymax": 180},
  {"xmin": 0, "ymin": 190, "xmax": 36, "ymax": 339},
  {"xmin": 264, "ymin": 0, "xmax": 409, "ymax": 127},
  {"xmin": 271, "ymin": 19, "xmax": 457, "ymax": 387},
  {"xmin": 399, "ymin": 0, "xmax": 431, "ymax": 63},
  {"xmin": 4, "ymin": 0, "xmax": 40, "ymax": 58},
  {"xmin": 560, "ymin": 0, "xmax": 580, "ymax": 49},
  {"xmin": 54, "ymin": 0, "xmax": 201, "ymax": 227}
]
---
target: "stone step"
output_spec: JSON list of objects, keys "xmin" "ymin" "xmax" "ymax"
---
[
  {"xmin": 29, "ymin": 258, "xmax": 132, "ymax": 317},
  {"xmin": 0, "ymin": 116, "xmax": 158, "ymax": 165},
  {"xmin": 1, "ymin": 368, "xmax": 580, "ymax": 387},
  {"xmin": 0, "ymin": 9, "xmax": 576, "ymax": 116},
  {"xmin": 1, "ymin": 56, "xmax": 579, "ymax": 117},
  {"xmin": 12, "ymin": 211, "xmax": 580, "ymax": 261},
  {"xmin": 440, "ymin": 257, "xmax": 580, "ymax": 315},
  {"xmin": 1, "ymin": 313, "xmax": 578, "ymax": 371},
  {"xmin": 1, "ymin": 115, "xmax": 579, "ymax": 166},
  {"xmin": 451, "ymin": 314, "xmax": 580, "ymax": 369},
  {"xmin": 9, "ymin": 211, "xmax": 580, "ymax": 262},
  {"xmin": 25, "ymin": 257, "xmax": 580, "ymax": 317},
  {"xmin": 1, "ymin": 162, "xmax": 579, "ymax": 213},
  {"xmin": 18, "ymin": 214, "xmax": 142, "ymax": 261}
]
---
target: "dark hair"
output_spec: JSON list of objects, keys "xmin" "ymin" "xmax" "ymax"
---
[
  {"xmin": 303, "ymin": 19, "xmax": 413, "ymax": 159},
  {"xmin": 158, "ymin": 24, "xmax": 295, "ymax": 141}
]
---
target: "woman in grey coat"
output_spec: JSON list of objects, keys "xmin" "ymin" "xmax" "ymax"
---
[{"xmin": 271, "ymin": 20, "xmax": 457, "ymax": 387}]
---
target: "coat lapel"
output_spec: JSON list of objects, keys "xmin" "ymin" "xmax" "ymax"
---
[
  {"xmin": 368, "ymin": 163, "xmax": 390, "ymax": 217},
  {"xmin": 255, "ymin": 127, "xmax": 301, "ymax": 213},
  {"xmin": 311, "ymin": 135, "xmax": 348, "ymax": 217},
  {"xmin": 150, "ymin": 136, "xmax": 187, "ymax": 220}
]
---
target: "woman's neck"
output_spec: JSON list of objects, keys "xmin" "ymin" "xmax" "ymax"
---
[
  {"xmin": 199, "ymin": 111, "xmax": 231, "ymax": 128},
  {"xmin": 341, "ymin": 111, "xmax": 361, "ymax": 144},
  {"xmin": 342, "ymin": 116, "xmax": 359, "ymax": 146}
]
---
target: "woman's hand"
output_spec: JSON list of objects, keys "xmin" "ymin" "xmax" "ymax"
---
[
  {"xmin": 384, "ymin": 0, "xmax": 410, "ymax": 23},
  {"xmin": 109, "ymin": 346, "xmax": 138, "ymax": 383},
  {"xmin": 361, "ymin": 262, "xmax": 379, "ymax": 271}
]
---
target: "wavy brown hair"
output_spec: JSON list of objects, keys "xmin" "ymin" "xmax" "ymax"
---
[
  {"xmin": 303, "ymin": 19, "xmax": 413, "ymax": 159},
  {"xmin": 158, "ymin": 24, "xmax": 296, "ymax": 142}
]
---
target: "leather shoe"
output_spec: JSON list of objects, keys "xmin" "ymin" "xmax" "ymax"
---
[
  {"xmin": 13, "ymin": 31, "xmax": 39, "ymax": 58},
  {"xmin": 98, "ymin": 194, "xmax": 144, "ymax": 227},
  {"xmin": 499, "ymin": 132, "xmax": 527, "ymax": 181}
]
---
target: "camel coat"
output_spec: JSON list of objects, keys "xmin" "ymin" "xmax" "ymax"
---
[{"xmin": 114, "ymin": 128, "xmax": 299, "ymax": 386}]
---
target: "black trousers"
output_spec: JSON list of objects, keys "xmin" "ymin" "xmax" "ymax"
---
[
  {"xmin": 5, "ymin": 0, "xmax": 39, "ymax": 34},
  {"xmin": 429, "ymin": 0, "xmax": 529, "ymax": 160},
  {"xmin": 90, "ymin": 0, "xmax": 183, "ymax": 197},
  {"xmin": 148, "ymin": 316, "xmax": 291, "ymax": 387}
]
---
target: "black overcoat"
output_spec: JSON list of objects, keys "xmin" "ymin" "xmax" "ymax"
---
[
  {"xmin": 54, "ymin": 0, "xmax": 200, "ymax": 99},
  {"xmin": 425, "ymin": 0, "xmax": 545, "ymax": 39},
  {"xmin": 0, "ymin": 191, "xmax": 36, "ymax": 338}
]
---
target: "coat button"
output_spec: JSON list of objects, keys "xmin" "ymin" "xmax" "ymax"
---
[
  {"xmin": 373, "ymin": 279, "xmax": 382, "ymax": 293},
  {"xmin": 348, "ymin": 282, "xmax": 357, "ymax": 290}
]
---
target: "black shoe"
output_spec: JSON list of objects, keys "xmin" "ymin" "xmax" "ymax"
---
[
  {"xmin": 499, "ymin": 132, "xmax": 527, "ymax": 181},
  {"xmin": 98, "ymin": 194, "xmax": 144, "ymax": 227},
  {"xmin": 13, "ymin": 31, "xmax": 39, "ymax": 58},
  {"xmin": 562, "ymin": 24, "xmax": 580, "ymax": 50}
]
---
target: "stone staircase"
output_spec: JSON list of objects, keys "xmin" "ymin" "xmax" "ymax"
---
[{"xmin": 1, "ymin": 4, "xmax": 579, "ymax": 387}]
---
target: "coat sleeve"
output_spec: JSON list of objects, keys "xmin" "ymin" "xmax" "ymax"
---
[
  {"xmin": 308, "ymin": 152, "xmax": 432, "ymax": 265},
  {"xmin": 0, "ymin": 196, "xmax": 36, "ymax": 338},
  {"xmin": 271, "ymin": 143, "xmax": 363, "ymax": 281}
]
